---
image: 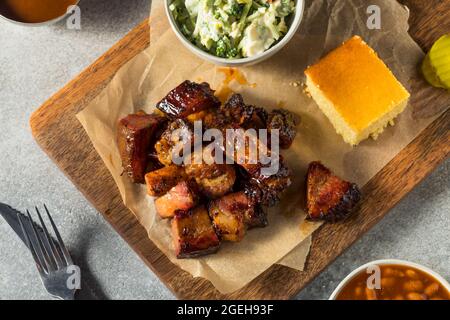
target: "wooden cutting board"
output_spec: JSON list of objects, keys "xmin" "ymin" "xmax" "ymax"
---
[{"xmin": 30, "ymin": 0, "xmax": 449, "ymax": 299}]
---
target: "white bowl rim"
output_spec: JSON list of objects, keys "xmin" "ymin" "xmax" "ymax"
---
[
  {"xmin": 0, "ymin": 0, "xmax": 80, "ymax": 27},
  {"xmin": 164, "ymin": 0, "xmax": 305, "ymax": 66},
  {"xmin": 329, "ymin": 259, "xmax": 450, "ymax": 300}
]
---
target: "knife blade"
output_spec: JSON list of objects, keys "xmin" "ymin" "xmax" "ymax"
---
[{"xmin": 0, "ymin": 203, "xmax": 40, "ymax": 248}]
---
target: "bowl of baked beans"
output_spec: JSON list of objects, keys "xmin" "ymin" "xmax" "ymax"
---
[
  {"xmin": 330, "ymin": 259, "xmax": 450, "ymax": 300},
  {"xmin": 0, "ymin": 0, "xmax": 80, "ymax": 26}
]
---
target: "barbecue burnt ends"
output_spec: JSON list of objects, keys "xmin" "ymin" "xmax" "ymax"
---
[
  {"xmin": 267, "ymin": 109, "xmax": 300, "ymax": 149},
  {"xmin": 117, "ymin": 111, "xmax": 166, "ymax": 183},
  {"xmin": 220, "ymin": 93, "xmax": 268, "ymax": 129},
  {"xmin": 117, "ymin": 80, "xmax": 299, "ymax": 258},
  {"xmin": 306, "ymin": 162, "xmax": 361, "ymax": 223},
  {"xmin": 155, "ymin": 119, "xmax": 193, "ymax": 167},
  {"xmin": 145, "ymin": 165, "xmax": 186, "ymax": 197},
  {"xmin": 208, "ymin": 191, "xmax": 268, "ymax": 242},
  {"xmin": 155, "ymin": 179, "xmax": 200, "ymax": 219},
  {"xmin": 241, "ymin": 156, "xmax": 292, "ymax": 207},
  {"xmin": 156, "ymin": 81, "xmax": 221, "ymax": 119},
  {"xmin": 172, "ymin": 206, "xmax": 221, "ymax": 258},
  {"xmin": 184, "ymin": 153, "xmax": 236, "ymax": 200}
]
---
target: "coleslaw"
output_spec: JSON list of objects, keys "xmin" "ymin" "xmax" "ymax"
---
[{"xmin": 169, "ymin": 0, "xmax": 296, "ymax": 58}]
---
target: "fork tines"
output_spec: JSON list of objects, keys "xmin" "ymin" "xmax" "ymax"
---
[{"xmin": 17, "ymin": 205, "xmax": 73, "ymax": 274}]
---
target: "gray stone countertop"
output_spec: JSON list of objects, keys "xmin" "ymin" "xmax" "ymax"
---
[{"xmin": 0, "ymin": 0, "xmax": 448, "ymax": 300}]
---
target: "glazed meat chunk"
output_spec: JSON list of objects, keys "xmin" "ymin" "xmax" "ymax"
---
[
  {"xmin": 208, "ymin": 193, "xmax": 246, "ymax": 242},
  {"xmin": 117, "ymin": 111, "xmax": 164, "ymax": 183},
  {"xmin": 256, "ymin": 156, "xmax": 292, "ymax": 205},
  {"xmin": 184, "ymin": 151, "xmax": 236, "ymax": 199},
  {"xmin": 241, "ymin": 155, "xmax": 292, "ymax": 207},
  {"xmin": 154, "ymin": 180, "xmax": 199, "ymax": 218},
  {"xmin": 220, "ymin": 94, "xmax": 268, "ymax": 129},
  {"xmin": 195, "ymin": 165, "xmax": 236, "ymax": 199},
  {"xmin": 155, "ymin": 119, "xmax": 193, "ymax": 166},
  {"xmin": 244, "ymin": 204, "xmax": 268, "ymax": 229},
  {"xmin": 145, "ymin": 165, "xmax": 186, "ymax": 197},
  {"xmin": 220, "ymin": 94, "xmax": 254, "ymax": 126},
  {"xmin": 267, "ymin": 109, "xmax": 299, "ymax": 149},
  {"xmin": 306, "ymin": 161, "xmax": 361, "ymax": 222},
  {"xmin": 214, "ymin": 112, "xmax": 293, "ymax": 207},
  {"xmin": 208, "ymin": 191, "xmax": 267, "ymax": 242},
  {"xmin": 156, "ymin": 81, "xmax": 220, "ymax": 119},
  {"xmin": 231, "ymin": 191, "xmax": 268, "ymax": 229},
  {"xmin": 172, "ymin": 206, "xmax": 220, "ymax": 258}
]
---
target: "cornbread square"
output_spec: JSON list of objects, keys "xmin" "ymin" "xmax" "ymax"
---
[{"xmin": 305, "ymin": 36, "xmax": 410, "ymax": 146}]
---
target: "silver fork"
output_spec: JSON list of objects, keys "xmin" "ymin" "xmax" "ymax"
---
[{"xmin": 18, "ymin": 205, "xmax": 79, "ymax": 300}]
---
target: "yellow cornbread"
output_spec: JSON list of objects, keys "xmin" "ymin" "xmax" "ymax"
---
[{"xmin": 305, "ymin": 36, "xmax": 410, "ymax": 146}]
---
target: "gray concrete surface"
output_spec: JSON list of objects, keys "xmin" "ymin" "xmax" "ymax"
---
[{"xmin": 0, "ymin": 0, "xmax": 448, "ymax": 300}]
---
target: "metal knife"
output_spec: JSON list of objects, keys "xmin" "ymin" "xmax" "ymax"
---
[{"xmin": 0, "ymin": 203, "xmax": 38, "ymax": 248}]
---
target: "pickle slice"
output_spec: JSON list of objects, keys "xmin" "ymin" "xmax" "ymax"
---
[
  {"xmin": 422, "ymin": 34, "xmax": 450, "ymax": 90},
  {"xmin": 422, "ymin": 54, "xmax": 444, "ymax": 88}
]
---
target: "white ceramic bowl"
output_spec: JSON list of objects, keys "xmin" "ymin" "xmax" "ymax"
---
[
  {"xmin": 164, "ymin": 0, "xmax": 305, "ymax": 67},
  {"xmin": 329, "ymin": 259, "xmax": 450, "ymax": 300},
  {"xmin": 0, "ymin": 0, "xmax": 80, "ymax": 27}
]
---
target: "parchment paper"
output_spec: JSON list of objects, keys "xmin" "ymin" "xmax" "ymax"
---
[{"xmin": 76, "ymin": 0, "xmax": 446, "ymax": 294}]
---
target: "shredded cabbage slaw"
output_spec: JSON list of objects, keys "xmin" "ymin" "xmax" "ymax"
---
[{"xmin": 169, "ymin": 0, "xmax": 295, "ymax": 58}]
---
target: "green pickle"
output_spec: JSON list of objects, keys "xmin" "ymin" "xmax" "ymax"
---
[{"xmin": 422, "ymin": 34, "xmax": 450, "ymax": 90}]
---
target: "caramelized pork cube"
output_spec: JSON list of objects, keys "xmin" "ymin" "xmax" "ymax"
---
[
  {"xmin": 218, "ymin": 119, "xmax": 293, "ymax": 207},
  {"xmin": 145, "ymin": 165, "xmax": 186, "ymax": 197},
  {"xmin": 229, "ymin": 191, "xmax": 268, "ymax": 228},
  {"xmin": 117, "ymin": 112, "xmax": 163, "ymax": 183},
  {"xmin": 208, "ymin": 194, "xmax": 246, "ymax": 242},
  {"xmin": 220, "ymin": 94, "xmax": 253, "ymax": 126},
  {"xmin": 208, "ymin": 191, "xmax": 266, "ymax": 241},
  {"xmin": 185, "ymin": 156, "xmax": 236, "ymax": 199},
  {"xmin": 267, "ymin": 109, "xmax": 299, "ymax": 149},
  {"xmin": 172, "ymin": 206, "xmax": 220, "ymax": 258},
  {"xmin": 245, "ymin": 204, "xmax": 268, "ymax": 229},
  {"xmin": 258, "ymin": 157, "xmax": 292, "ymax": 205},
  {"xmin": 156, "ymin": 81, "xmax": 220, "ymax": 119},
  {"xmin": 186, "ymin": 109, "xmax": 211, "ymax": 123},
  {"xmin": 241, "ymin": 156, "xmax": 292, "ymax": 207},
  {"xmin": 195, "ymin": 165, "xmax": 236, "ymax": 199},
  {"xmin": 145, "ymin": 156, "xmax": 163, "ymax": 173},
  {"xmin": 220, "ymin": 94, "xmax": 268, "ymax": 129},
  {"xmin": 244, "ymin": 107, "xmax": 268, "ymax": 130},
  {"xmin": 155, "ymin": 119, "xmax": 193, "ymax": 166},
  {"xmin": 306, "ymin": 161, "xmax": 361, "ymax": 222},
  {"xmin": 155, "ymin": 180, "xmax": 199, "ymax": 218}
]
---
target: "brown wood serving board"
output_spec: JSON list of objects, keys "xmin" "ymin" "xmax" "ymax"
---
[{"xmin": 30, "ymin": 0, "xmax": 450, "ymax": 299}]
